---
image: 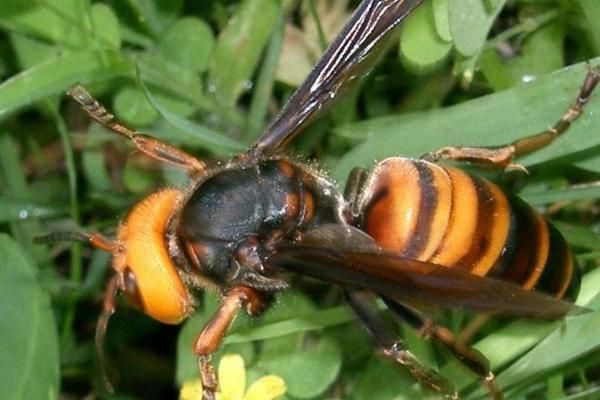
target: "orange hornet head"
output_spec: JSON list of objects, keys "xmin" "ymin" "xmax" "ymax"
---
[
  {"xmin": 112, "ymin": 188, "xmax": 194, "ymax": 324},
  {"xmin": 78, "ymin": 188, "xmax": 196, "ymax": 392}
]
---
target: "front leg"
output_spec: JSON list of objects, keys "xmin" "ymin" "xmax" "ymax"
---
[{"xmin": 193, "ymin": 286, "xmax": 266, "ymax": 400}]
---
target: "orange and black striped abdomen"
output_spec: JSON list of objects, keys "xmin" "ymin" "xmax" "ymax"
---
[{"xmin": 358, "ymin": 157, "xmax": 580, "ymax": 302}]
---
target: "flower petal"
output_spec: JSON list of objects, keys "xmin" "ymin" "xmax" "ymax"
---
[
  {"xmin": 244, "ymin": 375, "xmax": 286, "ymax": 400},
  {"xmin": 179, "ymin": 378, "xmax": 203, "ymax": 400},
  {"xmin": 218, "ymin": 354, "xmax": 246, "ymax": 400}
]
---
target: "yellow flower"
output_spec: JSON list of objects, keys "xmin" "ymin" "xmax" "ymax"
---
[{"xmin": 180, "ymin": 354, "xmax": 286, "ymax": 400}]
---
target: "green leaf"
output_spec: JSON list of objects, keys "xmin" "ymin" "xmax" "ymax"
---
[
  {"xmin": 0, "ymin": 50, "xmax": 133, "ymax": 120},
  {"xmin": 125, "ymin": 0, "xmax": 183, "ymax": 36},
  {"xmin": 451, "ymin": 268, "xmax": 600, "ymax": 396},
  {"xmin": 354, "ymin": 357, "xmax": 424, "ymax": 400},
  {"xmin": 575, "ymin": 156, "xmax": 600, "ymax": 173},
  {"xmin": 0, "ymin": 234, "xmax": 59, "ymax": 400},
  {"xmin": 137, "ymin": 51, "xmax": 204, "ymax": 108},
  {"xmin": 481, "ymin": 22, "xmax": 565, "ymax": 91},
  {"xmin": 433, "ymin": 0, "xmax": 451, "ymax": 42},
  {"xmin": 10, "ymin": 33, "xmax": 58, "ymax": 70},
  {"xmin": 546, "ymin": 374, "xmax": 564, "ymax": 400},
  {"xmin": 449, "ymin": 0, "xmax": 505, "ymax": 57},
  {"xmin": 400, "ymin": 0, "xmax": 452, "ymax": 72},
  {"xmin": 0, "ymin": 133, "xmax": 53, "ymax": 265},
  {"xmin": 207, "ymin": 0, "xmax": 280, "ymax": 108},
  {"xmin": 90, "ymin": 3, "xmax": 121, "ymax": 49},
  {"xmin": 140, "ymin": 79, "xmax": 246, "ymax": 154},
  {"xmin": 521, "ymin": 182, "xmax": 600, "ymax": 206},
  {"xmin": 497, "ymin": 295, "xmax": 600, "ymax": 395},
  {"xmin": 158, "ymin": 17, "xmax": 214, "ymax": 73},
  {"xmin": 577, "ymin": 0, "xmax": 600, "ymax": 54},
  {"xmin": 82, "ymin": 150, "xmax": 114, "ymax": 192},
  {"xmin": 113, "ymin": 85, "xmax": 159, "ymax": 126},
  {"xmin": 2, "ymin": 0, "xmax": 118, "ymax": 51},
  {"xmin": 0, "ymin": 197, "xmax": 65, "ymax": 222},
  {"xmin": 0, "ymin": 0, "xmax": 88, "ymax": 48},
  {"xmin": 554, "ymin": 222, "xmax": 600, "ymax": 251},
  {"xmin": 333, "ymin": 59, "xmax": 600, "ymax": 182},
  {"xmin": 512, "ymin": 22, "xmax": 564, "ymax": 74},
  {"xmin": 251, "ymin": 292, "xmax": 342, "ymax": 399},
  {"xmin": 179, "ymin": 291, "xmax": 342, "ymax": 398},
  {"xmin": 225, "ymin": 304, "xmax": 354, "ymax": 344},
  {"xmin": 261, "ymin": 334, "xmax": 341, "ymax": 399},
  {"xmin": 246, "ymin": 8, "xmax": 285, "ymax": 139}
]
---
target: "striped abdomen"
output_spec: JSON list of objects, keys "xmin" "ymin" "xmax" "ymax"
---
[{"xmin": 358, "ymin": 157, "xmax": 580, "ymax": 302}]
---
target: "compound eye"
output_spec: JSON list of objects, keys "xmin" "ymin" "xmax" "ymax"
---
[{"xmin": 122, "ymin": 268, "xmax": 144, "ymax": 312}]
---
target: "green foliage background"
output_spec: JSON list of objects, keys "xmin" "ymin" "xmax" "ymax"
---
[{"xmin": 1, "ymin": 0, "xmax": 600, "ymax": 399}]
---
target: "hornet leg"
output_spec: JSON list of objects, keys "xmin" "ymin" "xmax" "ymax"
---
[
  {"xmin": 193, "ymin": 286, "xmax": 266, "ymax": 400},
  {"xmin": 383, "ymin": 298, "xmax": 502, "ymax": 400},
  {"xmin": 422, "ymin": 67, "xmax": 600, "ymax": 171},
  {"xmin": 345, "ymin": 290, "xmax": 458, "ymax": 398},
  {"xmin": 68, "ymin": 85, "xmax": 206, "ymax": 173}
]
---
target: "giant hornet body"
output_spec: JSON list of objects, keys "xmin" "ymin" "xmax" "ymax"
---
[{"xmin": 38, "ymin": 0, "xmax": 600, "ymax": 398}]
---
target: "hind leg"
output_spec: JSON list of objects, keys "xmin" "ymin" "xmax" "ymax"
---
[
  {"xmin": 345, "ymin": 290, "xmax": 458, "ymax": 398},
  {"xmin": 422, "ymin": 67, "xmax": 600, "ymax": 171},
  {"xmin": 382, "ymin": 298, "xmax": 502, "ymax": 400}
]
